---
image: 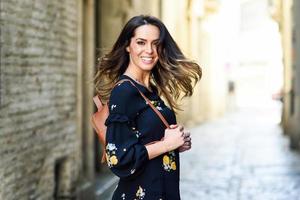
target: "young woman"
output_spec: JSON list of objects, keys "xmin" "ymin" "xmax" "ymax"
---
[{"xmin": 94, "ymin": 15, "xmax": 202, "ymax": 200}]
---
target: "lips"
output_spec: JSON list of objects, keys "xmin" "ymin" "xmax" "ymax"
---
[{"xmin": 141, "ymin": 56, "xmax": 155, "ymax": 64}]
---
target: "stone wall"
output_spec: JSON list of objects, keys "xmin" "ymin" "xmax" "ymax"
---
[
  {"xmin": 279, "ymin": 0, "xmax": 300, "ymax": 149},
  {"xmin": 0, "ymin": 0, "xmax": 80, "ymax": 199},
  {"xmin": 161, "ymin": 0, "xmax": 227, "ymax": 125},
  {"xmin": 288, "ymin": 0, "xmax": 300, "ymax": 148}
]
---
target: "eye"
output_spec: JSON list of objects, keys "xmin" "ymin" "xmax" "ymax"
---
[
  {"xmin": 137, "ymin": 41, "xmax": 145, "ymax": 45},
  {"xmin": 153, "ymin": 42, "xmax": 159, "ymax": 47},
  {"xmin": 153, "ymin": 41, "xmax": 159, "ymax": 46}
]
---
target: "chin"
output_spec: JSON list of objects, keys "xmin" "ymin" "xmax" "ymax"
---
[
  {"xmin": 140, "ymin": 65, "xmax": 155, "ymax": 71},
  {"xmin": 139, "ymin": 62, "xmax": 158, "ymax": 71}
]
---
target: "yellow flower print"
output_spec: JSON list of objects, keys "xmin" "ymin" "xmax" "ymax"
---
[
  {"xmin": 109, "ymin": 155, "xmax": 118, "ymax": 165},
  {"xmin": 163, "ymin": 155, "xmax": 170, "ymax": 165},
  {"xmin": 163, "ymin": 151, "xmax": 176, "ymax": 172},
  {"xmin": 171, "ymin": 161, "xmax": 176, "ymax": 170},
  {"xmin": 106, "ymin": 143, "xmax": 118, "ymax": 167},
  {"xmin": 150, "ymin": 100, "xmax": 162, "ymax": 111}
]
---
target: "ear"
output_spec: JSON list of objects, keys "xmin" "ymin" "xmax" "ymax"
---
[{"xmin": 126, "ymin": 46, "xmax": 130, "ymax": 52}]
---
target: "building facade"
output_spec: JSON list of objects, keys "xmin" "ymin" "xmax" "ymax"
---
[
  {"xmin": 0, "ymin": 0, "xmax": 82, "ymax": 199},
  {"xmin": 0, "ymin": 0, "xmax": 226, "ymax": 199},
  {"xmin": 276, "ymin": 0, "xmax": 300, "ymax": 149}
]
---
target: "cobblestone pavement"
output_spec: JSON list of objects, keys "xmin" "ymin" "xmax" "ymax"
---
[{"xmin": 180, "ymin": 105, "xmax": 300, "ymax": 200}]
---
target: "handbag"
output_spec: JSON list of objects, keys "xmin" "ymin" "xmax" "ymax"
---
[{"xmin": 91, "ymin": 79, "xmax": 170, "ymax": 163}]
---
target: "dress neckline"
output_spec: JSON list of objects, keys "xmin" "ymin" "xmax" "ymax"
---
[{"xmin": 121, "ymin": 74, "xmax": 155, "ymax": 94}]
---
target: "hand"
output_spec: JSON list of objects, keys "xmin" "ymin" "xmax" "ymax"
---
[
  {"xmin": 163, "ymin": 124, "xmax": 185, "ymax": 152},
  {"xmin": 178, "ymin": 130, "xmax": 192, "ymax": 153}
]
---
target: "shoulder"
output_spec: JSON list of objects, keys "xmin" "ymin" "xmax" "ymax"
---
[
  {"xmin": 110, "ymin": 81, "xmax": 139, "ymax": 102},
  {"xmin": 109, "ymin": 81, "xmax": 144, "ymax": 116}
]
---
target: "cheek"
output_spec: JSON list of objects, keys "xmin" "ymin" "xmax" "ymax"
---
[
  {"xmin": 131, "ymin": 44, "xmax": 143, "ymax": 54},
  {"xmin": 153, "ymin": 46, "xmax": 159, "ymax": 55}
]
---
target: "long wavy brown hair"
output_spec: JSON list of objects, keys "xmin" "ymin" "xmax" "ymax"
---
[{"xmin": 94, "ymin": 15, "xmax": 202, "ymax": 111}]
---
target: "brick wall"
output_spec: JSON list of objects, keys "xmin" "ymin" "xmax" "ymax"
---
[{"xmin": 0, "ymin": 0, "xmax": 80, "ymax": 199}]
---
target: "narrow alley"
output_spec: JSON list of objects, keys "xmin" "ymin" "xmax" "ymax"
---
[
  {"xmin": 1, "ymin": 1, "xmax": 300, "ymax": 200},
  {"xmin": 180, "ymin": 103, "xmax": 300, "ymax": 199}
]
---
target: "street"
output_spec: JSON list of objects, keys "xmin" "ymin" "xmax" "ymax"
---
[{"xmin": 180, "ymin": 103, "xmax": 300, "ymax": 200}]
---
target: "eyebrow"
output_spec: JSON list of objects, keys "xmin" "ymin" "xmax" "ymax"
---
[{"xmin": 136, "ymin": 38, "xmax": 159, "ymax": 42}]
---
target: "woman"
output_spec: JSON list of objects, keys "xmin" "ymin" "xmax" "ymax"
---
[{"xmin": 94, "ymin": 15, "xmax": 202, "ymax": 200}]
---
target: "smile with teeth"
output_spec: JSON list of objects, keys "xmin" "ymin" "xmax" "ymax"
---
[{"xmin": 141, "ymin": 56, "xmax": 154, "ymax": 63}]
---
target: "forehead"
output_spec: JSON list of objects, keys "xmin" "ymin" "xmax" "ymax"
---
[{"xmin": 132, "ymin": 24, "xmax": 160, "ymax": 40}]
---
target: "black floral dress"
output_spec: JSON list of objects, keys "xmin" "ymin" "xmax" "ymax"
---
[{"xmin": 104, "ymin": 75, "xmax": 180, "ymax": 200}]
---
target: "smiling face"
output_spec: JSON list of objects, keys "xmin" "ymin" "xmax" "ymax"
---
[{"xmin": 126, "ymin": 24, "xmax": 160, "ymax": 73}]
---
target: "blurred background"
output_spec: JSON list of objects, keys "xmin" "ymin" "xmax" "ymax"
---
[{"xmin": 1, "ymin": 0, "xmax": 300, "ymax": 199}]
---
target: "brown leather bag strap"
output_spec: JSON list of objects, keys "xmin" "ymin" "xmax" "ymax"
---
[{"xmin": 115, "ymin": 79, "xmax": 170, "ymax": 129}]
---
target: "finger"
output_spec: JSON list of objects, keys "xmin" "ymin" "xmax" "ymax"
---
[
  {"xmin": 182, "ymin": 143, "xmax": 191, "ymax": 148},
  {"xmin": 184, "ymin": 137, "xmax": 191, "ymax": 142},
  {"xmin": 178, "ymin": 125, "xmax": 184, "ymax": 132},
  {"xmin": 183, "ymin": 134, "xmax": 191, "ymax": 140},
  {"xmin": 184, "ymin": 140, "xmax": 192, "ymax": 146},
  {"xmin": 180, "ymin": 145, "xmax": 191, "ymax": 151},
  {"xmin": 170, "ymin": 124, "xmax": 178, "ymax": 129},
  {"xmin": 181, "ymin": 132, "xmax": 185, "ymax": 137},
  {"xmin": 175, "ymin": 125, "xmax": 184, "ymax": 132},
  {"xmin": 184, "ymin": 131, "xmax": 190, "ymax": 137},
  {"xmin": 178, "ymin": 147, "xmax": 187, "ymax": 152}
]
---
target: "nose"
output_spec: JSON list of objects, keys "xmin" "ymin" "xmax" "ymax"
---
[{"xmin": 145, "ymin": 44, "xmax": 153, "ymax": 54}]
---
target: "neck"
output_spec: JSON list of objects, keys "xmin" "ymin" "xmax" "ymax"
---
[{"xmin": 124, "ymin": 68, "xmax": 151, "ymax": 88}]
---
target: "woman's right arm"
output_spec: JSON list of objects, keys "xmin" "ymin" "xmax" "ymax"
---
[{"xmin": 145, "ymin": 125, "xmax": 185, "ymax": 160}]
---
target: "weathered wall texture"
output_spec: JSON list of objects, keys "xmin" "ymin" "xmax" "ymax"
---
[
  {"xmin": 98, "ymin": 0, "xmax": 161, "ymax": 50},
  {"xmin": 292, "ymin": 0, "xmax": 300, "ymax": 147},
  {"xmin": 279, "ymin": 0, "xmax": 300, "ymax": 149},
  {"xmin": 161, "ymin": 0, "xmax": 227, "ymax": 125},
  {"xmin": 0, "ymin": 1, "xmax": 80, "ymax": 199}
]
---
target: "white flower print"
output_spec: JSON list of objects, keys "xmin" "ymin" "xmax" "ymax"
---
[
  {"xmin": 135, "ymin": 130, "xmax": 141, "ymax": 138},
  {"xmin": 134, "ymin": 186, "xmax": 146, "ymax": 200},
  {"xmin": 156, "ymin": 106, "xmax": 163, "ymax": 111},
  {"xmin": 131, "ymin": 126, "xmax": 141, "ymax": 138},
  {"xmin": 111, "ymin": 104, "xmax": 117, "ymax": 111},
  {"xmin": 121, "ymin": 193, "xmax": 126, "ymax": 200},
  {"xmin": 106, "ymin": 143, "xmax": 117, "ymax": 151},
  {"xmin": 150, "ymin": 100, "xmax": 163, "ymax": 111}
]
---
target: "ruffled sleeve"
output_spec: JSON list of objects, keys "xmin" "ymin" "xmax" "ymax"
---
[{"xmin": 104, "ymin": 81, "xmax": 149, "ymax": 180}]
